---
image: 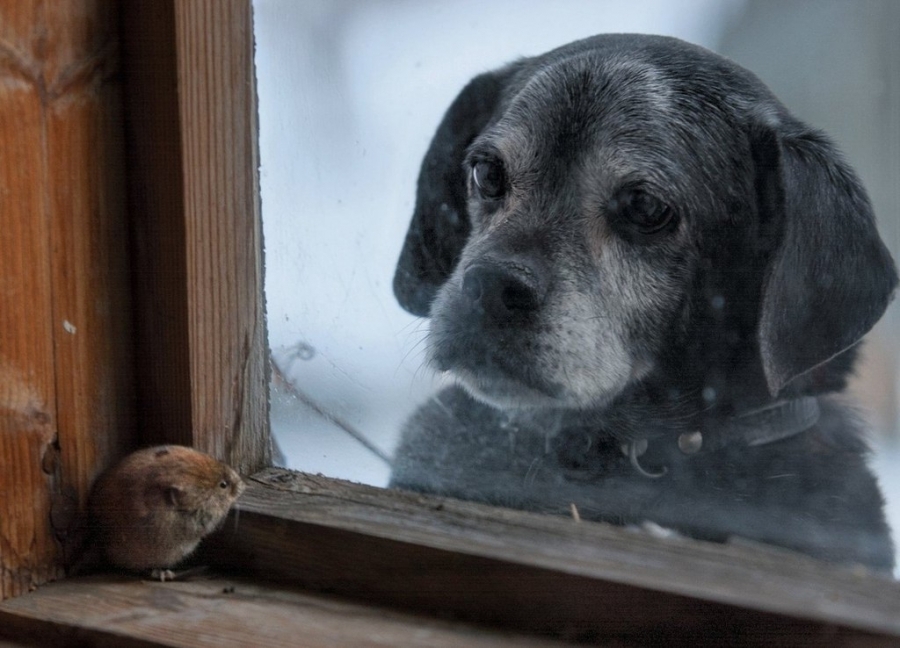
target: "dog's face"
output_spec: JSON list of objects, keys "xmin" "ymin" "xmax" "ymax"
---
[
  {"xmin": 430, "ymin": 56, "xmax": 737, "ymax": 409},
  {"xmin": 395, "ymin": 35, "xmax": 897, "ymax": 411}
]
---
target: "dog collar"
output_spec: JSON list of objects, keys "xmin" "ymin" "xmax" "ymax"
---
[{"xmin": 626, "ymin": 396, "xmax": 821, "ymax": 478}]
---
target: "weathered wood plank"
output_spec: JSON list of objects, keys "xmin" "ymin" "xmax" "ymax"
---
[
  {"xmin": 0, "ymin": 5, "xmax": 59, "ymax": 598},
  {"xmin": 43, "ymin": 0, "xmax": 135, "ymax": 518},
  {"xmin": 0, "ymin": 575, "xmax": 572, "ymax": 648},
  {"xmin": 122, "ymin": 0, "xmax": 268, "ymax": 473},
  {"xmin": 174, "ymin": 0, "xmax": 268, "ymax": 472},
  {"xmin": 202, "ymin": 472, "xmax": 900, "ymax": 643},
  {"xmin": 0, "ymin": 0, "xmax": 133, "ymax": 600}
]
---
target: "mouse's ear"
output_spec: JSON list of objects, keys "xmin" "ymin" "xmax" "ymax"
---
[
  {"xmin": 753, "ymin": 122, "xmax": 897, "ymax": 395},
  {"xmin": 393, "ymin": 65, "xmax": 520, "ymax": 316},
  {"xmin": 163, "ymin": 486, "xmax": 183, "ymax": 508}
]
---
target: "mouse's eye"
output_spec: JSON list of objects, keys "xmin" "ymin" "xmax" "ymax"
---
[
  {"xmin": 219, "ymin": 479, "xmax": 229, "ymax": 489},
  {"xmin": 472, "ymin": 159, "xmax": 506, "ymax": 200},
  {"xmin": 608, "ymin": 186, "xmax": 677, "ymax": 239}
]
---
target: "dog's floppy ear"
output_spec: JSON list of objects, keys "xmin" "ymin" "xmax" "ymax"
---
[
  {"xmin": 393, "ymin": 65, "xmax": 519, "ymax": 316},
  {"xmin": 754, "ymin": 123, "xmax": 897, "ymax": 395}
]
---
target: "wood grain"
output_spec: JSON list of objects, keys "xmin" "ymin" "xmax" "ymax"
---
[
  {"xmin": 0, "ymin": 0, "xmax": 134, "ymax": 600},
  {"xmin": 175, "ymin": 0, "xmax": 268, "ymax": 472},
  {"xmin": 44, "ymin": 0, "xmax": 135, "ymax": 518},
  {"xmin": 122, "ymin": 0, "xmax": 268, "ymax": 473},
  {"xmin": 0, "ymin": 575, "xmax": 571, "ymax": 648},
  {"xmin": 202, "ymin": 471, "xmax": 900, "ymax": 644}
]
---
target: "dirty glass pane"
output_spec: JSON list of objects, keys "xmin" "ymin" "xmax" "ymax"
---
[{"xmin": 254, "ymin": 0, "xmax": 900, "ymax": 575}]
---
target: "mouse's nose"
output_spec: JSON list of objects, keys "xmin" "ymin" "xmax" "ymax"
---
[{"xmin": 461, "ymin": 262, "xmax": 546, "ymax": 322}]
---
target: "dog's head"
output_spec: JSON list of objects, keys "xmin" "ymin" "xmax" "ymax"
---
[{"xmin": 394, "ymin": 34, "xmax": 897, "ymax": 411}]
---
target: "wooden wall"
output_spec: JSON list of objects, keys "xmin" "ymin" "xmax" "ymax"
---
[
  {"xmin": 0, "ymin": 0, "xmax": 135, "ymax": 599},
  {"xmin": 0, "ymin": 0, "xmax": 269, "ymax": 600}
]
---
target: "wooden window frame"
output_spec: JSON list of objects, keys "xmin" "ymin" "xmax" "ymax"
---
[{"xmin": 2, "ymin": 1, "xmax": 899, "ymax": 644}]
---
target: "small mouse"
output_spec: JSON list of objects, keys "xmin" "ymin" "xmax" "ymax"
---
[{"xmin": 83, "ymin": 445, "xmax": 245, "ymax": 578}]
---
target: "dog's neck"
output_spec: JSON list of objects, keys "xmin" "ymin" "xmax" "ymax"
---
[
  {"xmin": 537, "ymin": 390, "xmax": 822, "ymax": 481},
  {"xmin": 697, "ymin": 396, "xmax": 821, "ymax": 449},
  {"xmin": 557, "ymin": 383, "xmax": 822, "ymax": 444},
  {"xmin": 623, "ymin": 395, "xmax": 821, "ymax": 478}
]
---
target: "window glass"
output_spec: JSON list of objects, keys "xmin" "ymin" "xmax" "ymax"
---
[{"xmin": 255, "ymin": 0, "xmax": 900, "ymax": 576}]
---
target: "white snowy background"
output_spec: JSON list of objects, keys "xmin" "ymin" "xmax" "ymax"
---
[{"xmin": 252, "ymin": 0, "xmax": 899, "ymax": 570}]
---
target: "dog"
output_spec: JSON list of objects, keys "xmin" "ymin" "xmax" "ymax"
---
[{"xmin": 389, "ymin": 34, "xmax": 897, "ymax": 572}]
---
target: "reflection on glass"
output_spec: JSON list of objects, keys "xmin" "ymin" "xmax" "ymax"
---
[{"xmin": 254, "ymin": 0, "xmax": 900, "ymax": 573}]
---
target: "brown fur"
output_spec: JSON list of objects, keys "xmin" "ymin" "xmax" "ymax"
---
[{"xmin": 87, "ymin": 445, "xmax": 244, "ymax": 572}]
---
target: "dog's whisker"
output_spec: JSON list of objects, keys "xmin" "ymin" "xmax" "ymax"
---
[
  {"xmin": 397, "ymin": 335, "xmax": 430, "ymax": 371},
  {"xmin": 401, "ymin": 320, "xmax": 430, "ymax": 346},
  {"xmin": 397, "ymin": 315, "xmax": 426, "ymax": 335}
]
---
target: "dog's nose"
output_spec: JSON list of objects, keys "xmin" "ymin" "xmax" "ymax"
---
[{"xmin": 461, "ymin": 263, "xmax": 545, "ymax": 321}]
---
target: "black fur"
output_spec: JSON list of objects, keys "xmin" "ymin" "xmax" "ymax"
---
[{"xmin": 390, "ymin": 34, "xmax": 897, "ymax": 571}]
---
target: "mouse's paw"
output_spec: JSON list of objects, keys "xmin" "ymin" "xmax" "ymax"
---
[{"xmin": 149, "ymin": 568, "xmax": 176, "ymax": 582}]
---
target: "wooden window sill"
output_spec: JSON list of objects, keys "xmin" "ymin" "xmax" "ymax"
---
[
  {"xmin": 0, "ymin": 575, "xmax": 566, "ymax": 648},
  {"xmin": 3, "ymin": 468, "xmax": 899, "ymax": 645}
]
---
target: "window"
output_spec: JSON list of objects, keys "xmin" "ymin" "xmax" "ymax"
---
[
  {"xmin": 256, "ymin": 0, "xmax": 900, "ymax": 578},
  {"xmin": 2, "ymin": 0, "xmax": 899, "ymax": 643}
]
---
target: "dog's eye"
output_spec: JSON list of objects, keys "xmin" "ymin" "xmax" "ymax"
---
[
  {"xmin": 609, "ymin": 187, "xmax": 676, "ymax": 237},
  {"xmin": 472, "ymin": 160, "xmax": 506, "ymax": 200}
]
